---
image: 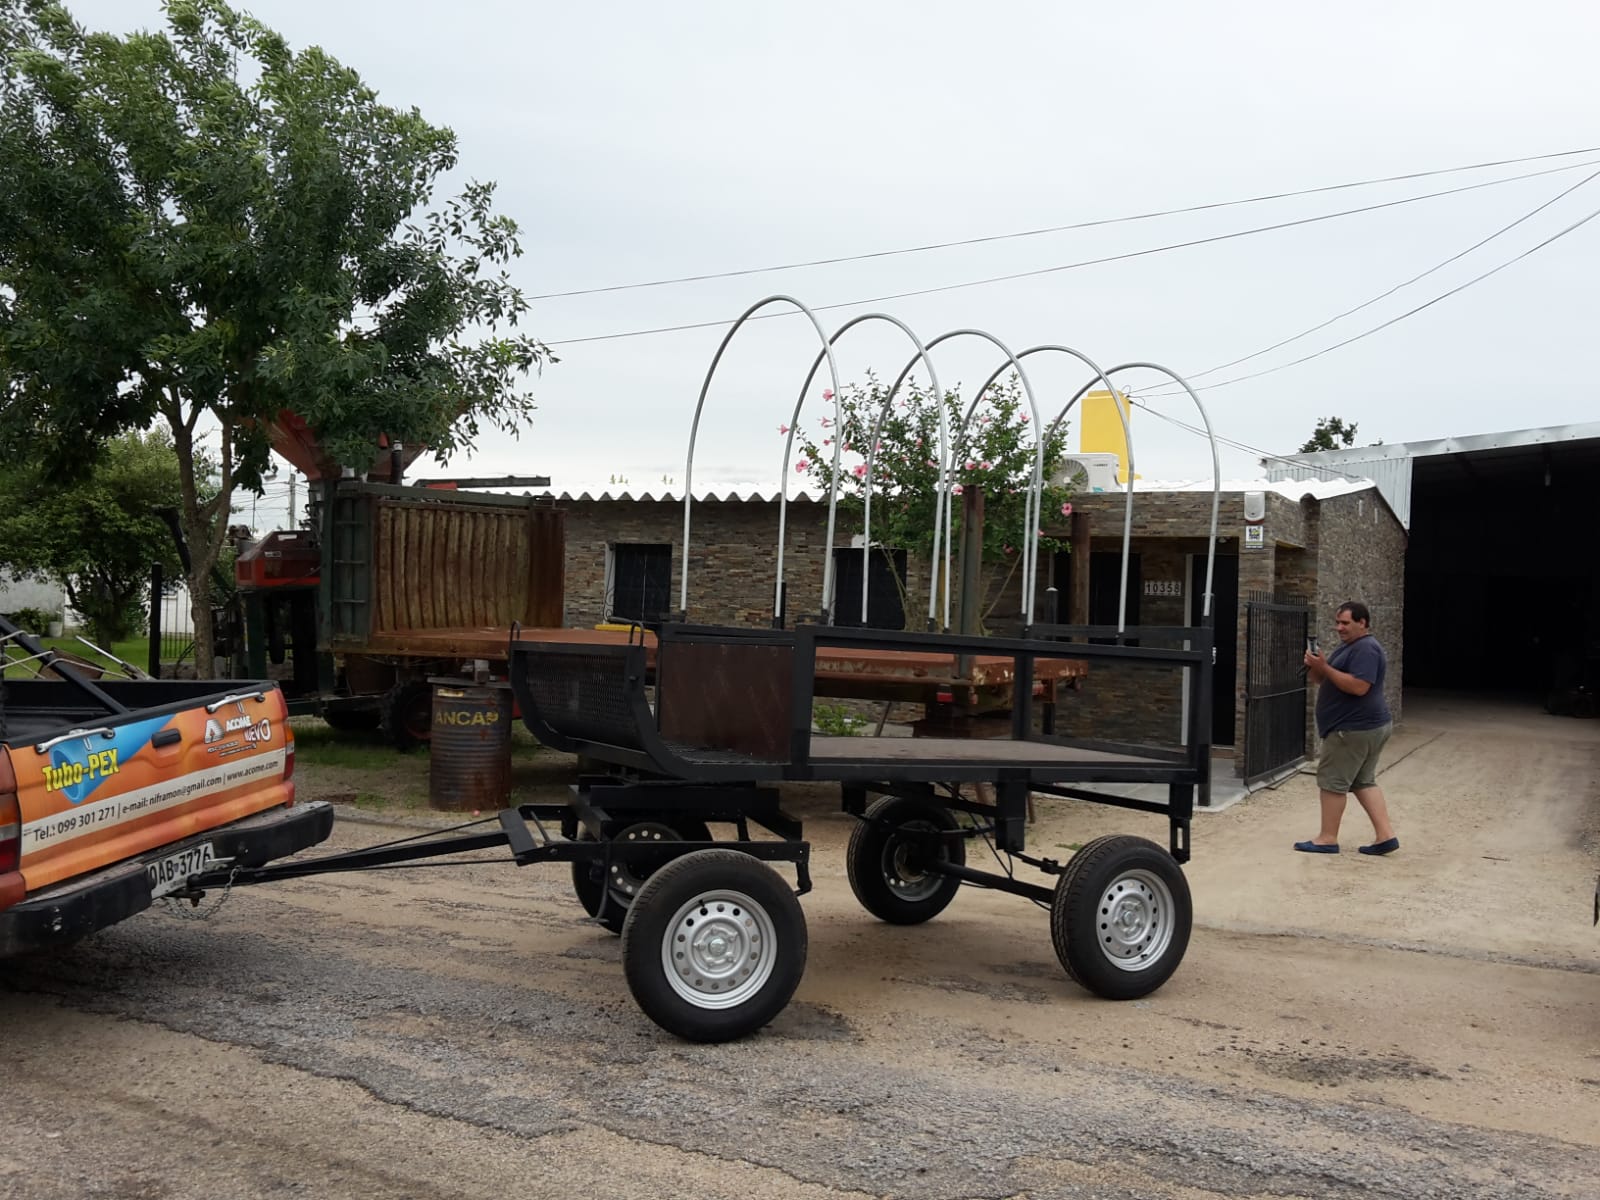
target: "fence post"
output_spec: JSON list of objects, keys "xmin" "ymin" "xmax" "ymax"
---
[{"xmin": 147, "ymin": 562, "xmax": 163, "ymax": 679}]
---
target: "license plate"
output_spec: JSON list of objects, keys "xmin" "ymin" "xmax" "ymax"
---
[{"xmin": 147, "ymin": 843, "xmax": 216, "ymax": 898}]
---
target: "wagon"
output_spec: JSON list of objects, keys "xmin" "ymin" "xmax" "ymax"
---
[{"xmin": 193, "ymin": 295, "xmax": 1227, "ymax": 1042}]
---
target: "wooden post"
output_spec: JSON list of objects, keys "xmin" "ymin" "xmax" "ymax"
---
[{"xmin": 1068, "ymin": 511, "xmax": 1091, "ymax": 625}]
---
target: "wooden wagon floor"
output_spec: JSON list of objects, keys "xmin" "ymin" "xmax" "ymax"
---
[{"xmin": 808, "ymin": 735, "xmax": 1168, "ymax": 765}]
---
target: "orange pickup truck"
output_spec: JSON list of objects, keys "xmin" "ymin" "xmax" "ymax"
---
[{"xmin": 1, "ymin": 622, "xmax": 332, "ymax": 956}]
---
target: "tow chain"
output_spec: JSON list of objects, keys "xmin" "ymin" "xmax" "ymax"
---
[{"xmin": 161, "ymin": 864, "xmax": 242, "ymax": 921}]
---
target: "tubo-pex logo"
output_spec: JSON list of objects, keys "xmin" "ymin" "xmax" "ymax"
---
[{"xmin": 41, "ymin": 716, "xmax": 174, "ymax": 804}]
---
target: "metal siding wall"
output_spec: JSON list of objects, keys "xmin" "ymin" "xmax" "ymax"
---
[
  {"xmin": 1266, "ymin": 455, "xmax": 1414, "ymax": 528},
  {"xmin": 372, "ymin": 501, "xmax": 541, "ymax": 633}
]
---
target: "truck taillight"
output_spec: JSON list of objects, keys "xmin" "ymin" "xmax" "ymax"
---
[{"xmin": 0, "ymin": 791, "xmax": 19, "ymax": 874}]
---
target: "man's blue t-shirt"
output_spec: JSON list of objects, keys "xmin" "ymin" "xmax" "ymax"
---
[{"xmin": 1314, "ymin": 634, "xmax": 1391, "ymax": 737}]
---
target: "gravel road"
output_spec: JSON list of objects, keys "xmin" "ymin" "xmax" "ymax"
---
[{"xmin": 2, "ymin": 693, "xmax": 1597, "ymax": 1199}]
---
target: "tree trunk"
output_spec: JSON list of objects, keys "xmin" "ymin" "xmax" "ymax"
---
[{"xmin": 166, "ymin": 393, "xmax": 234, "ymax": 680}]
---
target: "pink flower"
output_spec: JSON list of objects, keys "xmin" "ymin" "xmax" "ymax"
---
[
  {"xmin": 822, "ymin": 388, "xmax": 834, "ymax": 402},
  {"xmin": 1003, "ymin": 544, "xmax": 1014, "ymax": 555},
  {"xmin": 980, "ymin": 461, "xmax": 992, "ymax": 470},
  {"xmin": 952, "ymin": 484, "xmax": 964, "ymax": 495},
  {"xmin": 1061, "ymin": 501, "xmax": 1073, "ymax": 516},
  {"xmin": 964, "ymin": 459, "xmax": 976, "ymax": 470},
  {"xmin": 819, "ymin": 417, "xmax": 832, "ymax": 429},
  {"xmin": 852, "ymin": 464, "xmax": 868, "ymax": 478},
  {"xmin": 926, "ymin": 459, "xmax": 938, "ymax": 468},
  {"xmin": 796, "ymin": 460, "xmax": 809, "ymax": 473},
  {"xmin": 778, "ymin": 423, "xmax": 789, "ymax": 435},
  {"xmin": 1020, "ymin": 413, "xmax": 1030, "ymax": 424},
  {"xmin": 842, "ymin": 442, "xmax": 852, "ymax": 452},
  {"xmin": 823, "ymin": 437, "xmax": 832, "ymax": 446}
]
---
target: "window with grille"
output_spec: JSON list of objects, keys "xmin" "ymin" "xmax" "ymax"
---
[{"xmin": 607, "ymin": 543, "xmax": 672, "ymax": 623}]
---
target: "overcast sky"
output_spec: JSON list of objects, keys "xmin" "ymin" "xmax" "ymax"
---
[{"xmin": 65, "ymin": 0, "xmax": 1600, "ymax": 525}]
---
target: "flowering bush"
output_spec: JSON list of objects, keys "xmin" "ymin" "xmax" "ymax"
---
[{"xmin": 794, "ymin": 375, "xmax": 1073, "ymax": 619}]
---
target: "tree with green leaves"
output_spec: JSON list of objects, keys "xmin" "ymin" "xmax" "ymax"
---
[
  {"xmin": 1299, "ymin": 416, "xmax": 1360, "ymax": 453},
  {"xmin": 0, "ymin": 1, "xmax": 551, "ymax": 674},
  {"xmin": 792, "ymin": 376, "xmax": 1072, "ymax": 629},
  {"xmin": 0, "ymin": 430, "xmax": 190, "ymax": 647}
]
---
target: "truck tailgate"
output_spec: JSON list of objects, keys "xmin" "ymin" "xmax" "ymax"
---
[{"xmin": 10, "ymin": 689, "xmax": 296, "ymax": 894}]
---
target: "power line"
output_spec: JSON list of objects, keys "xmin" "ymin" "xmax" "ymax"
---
[
  {"xmin": 545, "ymin": 158, "xmax": 1600, "ymax": 348},
  {"xmin": 1125, "ymin": 397, "xmax": 1375, "ymax": 484},
  {"xmin": 1174, "ymin": 166, "xmax": 1600, "ymax": 383},
  {"xmin": 530, "ymin": 145, "xmax": 1600, "ymax": 301},
  {"xmin": 1141, "ymin": 198, "xmax": 1600, "ymax": 396}
]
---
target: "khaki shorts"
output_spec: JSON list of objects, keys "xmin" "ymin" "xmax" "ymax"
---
[{"xmin": 1316, "ymin": 724, "xmax": 1393, "ymax": 793}]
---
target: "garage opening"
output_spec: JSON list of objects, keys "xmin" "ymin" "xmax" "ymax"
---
[{"xmin": 1403, "ymin": 435, "xmax": 1600, "ymax": 711}]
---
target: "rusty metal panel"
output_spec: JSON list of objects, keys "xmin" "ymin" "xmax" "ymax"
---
[
  {"xmin": 351, "ymin": 498, "xmax": 567, "ymax": 640},
  {"xmin": 658, "ymin": 640, "xmax": 793, "ymax": 761},
  {"xmin": 525, "ymin": 507, "xmax": 565, "ymax": 627}
]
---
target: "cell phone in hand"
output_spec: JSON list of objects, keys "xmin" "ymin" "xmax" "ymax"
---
[{"xmin": 1306, "ymin": 636, "xmax": 1319, "ymax": 655}]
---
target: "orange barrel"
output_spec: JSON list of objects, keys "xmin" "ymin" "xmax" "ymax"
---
[{"xmin": 427, "ymin": 680, "xmax": 513, "ymax": 811}]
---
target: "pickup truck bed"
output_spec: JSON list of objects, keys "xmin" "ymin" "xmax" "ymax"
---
[{"xmin": 1, "ymin": 668, "xmax": 333, "ymax": 957}]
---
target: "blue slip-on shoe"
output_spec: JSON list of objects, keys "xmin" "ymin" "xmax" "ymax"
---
[
  {"xmin": 1293, "ymin": 840, "xmax": 1339, "ymax": 854},
  {"xmin": 1358, "ymin": 837, "xmax": 1400, "ymax": 856}
]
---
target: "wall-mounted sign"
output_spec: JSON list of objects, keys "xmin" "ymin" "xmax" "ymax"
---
[
  {"xmin": 1244, "ymin": 525, "xmax": 1266, "ymax": 549},
  {"xmin": 1143, "ymin": 579, "xmax": 1183, "ymax": 597}
]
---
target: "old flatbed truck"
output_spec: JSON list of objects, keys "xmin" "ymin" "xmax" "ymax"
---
[{"xmin": 0, "ymin": 616, "xmax": 332, "ymax": 955}]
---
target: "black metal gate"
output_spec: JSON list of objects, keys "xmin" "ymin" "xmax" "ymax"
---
[{"xmin": 1243, "ymin": 596, "xmax": 1310, "ymax": 782}]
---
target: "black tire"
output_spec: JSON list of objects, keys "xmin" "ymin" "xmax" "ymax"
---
[
  {"xmin": 845, "ymin": 795, "xmax": 965, "ymax": 925},
  {"xmin": 571, "ymin": 819, "xmax": 713, "ymax": 935},
  {"xmin": 321, "ymin": 706, "xmax": 382, "ymax": 733},
  {"xmin": 1050, "ymin": 834, "xmax": 1192, "ymax": 1001},
  {"xmin": 380, "ymin": 681, "xmax": 433, "ymax": 751},
  {"xmin": 621, "ymin": 849, "xmax": 807, "ymax": 1042}
]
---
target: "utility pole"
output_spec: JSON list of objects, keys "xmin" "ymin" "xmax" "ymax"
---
[{"xmin": 288, "ymin": 471, "xmax": 297, "ymax": 527}]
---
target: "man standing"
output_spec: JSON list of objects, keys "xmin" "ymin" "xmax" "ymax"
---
[{"xmin": 1294, "ymin": 601, "xmax": 1399, "ymax": 856}]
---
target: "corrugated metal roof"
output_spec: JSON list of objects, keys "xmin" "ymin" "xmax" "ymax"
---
[
  {"xmin": 532, "ymin": 487, "xmax": 829, "ymax": 504},
  {"xmin": 1262, "ymin": 420, "xmax": 1600, "ymax": 528}
]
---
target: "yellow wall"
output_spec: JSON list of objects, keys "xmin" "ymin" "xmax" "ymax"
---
[{"xmin": 1081, "ymin": 390, "xmax": 1132, "ymax": 483}]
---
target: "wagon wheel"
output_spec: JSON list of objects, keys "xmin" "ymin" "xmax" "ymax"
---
[
  {"xmin": 380, "ymin": 681, "xmax": 433, "ymax": 751},
  {"xmin": 845, "ymin": 795, "xmax": 965, "ymax": 925},
  {"xmin": 1050, "ymin": 834, "xmax": 1192, "ymax": 1001},
  {"xmin": 621, "ymin": 849, "xmax": 807, "ymax": 1043},
  {"xmin": 571, "ymin": 819, "xmax": 713, "ymax": 935}
]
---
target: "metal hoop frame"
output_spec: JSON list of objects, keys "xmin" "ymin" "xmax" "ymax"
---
[
  {"xmin": 962, "ymin": 344, "xmax": 1126, "ymax": 629},
  {"xmin": 682, "ymin": 295, "xmax": 846, "ymax": 617},
  {"xmin": 680, "ymin": 300, "xmax": 1220, "ymax": 636},
  {"xmin": 775, "ymin": 313, "xmax": 943, "ymax": 626},
  {"xmin": 1044, "ymin": 363, "xmax": 1222, "ymax": 627},
  {"xmin": 869, "ymin": 330, "xmax": 1043, "ymax": 630}
]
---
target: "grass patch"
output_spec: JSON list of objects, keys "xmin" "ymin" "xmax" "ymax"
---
[
  {"xmin": 813, "ymin": 703, "xmax": 868, "ymax": 737},
  {"xmin": 288, "ymin": 718, "xmax": 550, "ymax": 771},
  {"xmin": 13, "ymin": 635, "xmax": 152, "ymax": 674}
]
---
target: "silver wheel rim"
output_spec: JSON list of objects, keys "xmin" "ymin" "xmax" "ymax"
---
[
  {"xmin": 1095, "ymin": 868, "xmax": 1175, "ymax": 972},
  {"xmin": 881, "ymin": 820, "xmax": 946, "ymax": 902},
  {"xmin": 660, "ymin": 888, "xmax": 777, "ymax": 1009}
]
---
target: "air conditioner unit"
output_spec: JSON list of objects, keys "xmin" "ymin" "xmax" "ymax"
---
[{"xmin": 1052, "ymin": 452, "xmax": 1122, "ymax": 493}]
